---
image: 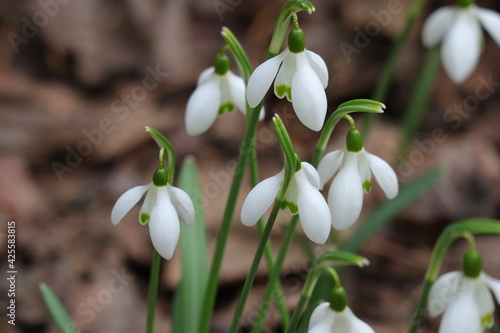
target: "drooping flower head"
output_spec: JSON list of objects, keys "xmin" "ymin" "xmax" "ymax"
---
[
  {"xmin": 422, "ymin": 1, "xmax": 500, "ymax": 83},
  {"xmin": 185, "ymin": 52, "xmax": 264, "ymax": 136},
  {"xmin": 111, "ymin": 167, "xmax": 195, "ymax": 259},
  {"xmin": 317, "ymin": 127, "xmax": 398, "ymax": 230},
  {"xmin": 241, "ymin": 161, "xmax": 331, "ymax": 244},
  {"xmin": 427, "ymin": 249, "xmax": 500, "ymax": 333},
  {"xmin": 308, "ymin": 286, "xmax": 374, "ymax": 333},
  {"xmin": 246, "ymin": 27, "xmax": 328, "ymax": 131}
]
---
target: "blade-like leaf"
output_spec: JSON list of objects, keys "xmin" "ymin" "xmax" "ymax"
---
[
  {"xmin": 172, "ymin": 156, "xmax": 208, "ymax": 333},
  {"xmin": 39, "ymin": 283, "xmax": 79, "ymax": 333}
]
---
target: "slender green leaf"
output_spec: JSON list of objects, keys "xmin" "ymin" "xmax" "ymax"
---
[
  {"xmin": 172, "ymin": 156, "xmax": 208, "ymax": 333},
  {"xmin": 39, "ymin": 283, "xmax": 79, "ymax": 333}
]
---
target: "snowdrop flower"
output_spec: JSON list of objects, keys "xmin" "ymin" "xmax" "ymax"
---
[
  {"xmin": 422, "ymin": 1, "xmax": 500, "ymax": 83},
  {"xmin": 427, "ymin": 250, "xmax": 500, "ymax": 333},
  {"xmin": 317, "ymin": 128, "xmax": 398, "ymax": 230},
  {"xmin": 241, "ymin": 162, "xmax": 331, "ymax": 244},
  {"xmin": 185, "ymin": 53, "xmax": 264, "ymax": 136},
  {"xmin": 246, "ymin": 27, "xmax": 328, "ymax": 131},
  {"xmin": 308, "ymin": 300, "xmax": 374, "ymax": 333},
  {"xmin": 111, "ymin": 168, "xmax": 194, "ymax": 259}
]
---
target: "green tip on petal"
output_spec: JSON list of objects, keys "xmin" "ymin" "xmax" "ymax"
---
[
  {"xmin": 276, "ymin": 85, "xmax": 292, "ymax": 100},
  {"xmin": 481, "ymin": 313, "xmax": 494, "ymax": 328},
  {"xmin": 153, "ymin": 168, "xmax": 168, "ymax": 187},
  {"xmin": 281, "ymin": 201, "xmax": 298, "ymax": 215},
  {"xmin": 219, "ymin": 102, "xmax": 235, "ymax": 115},
  {"xmin": 462, "ymin": 249, "xmax": 482, "ymax": 278},
  {"xmin": 140, "ymin": 213, "xmax": 150, "ymax": 224},
  {"xmin": 362, "ymin": 180, "xmax": 371, "ymax": 193},
  {"xmin": 346, "ymin": 128, "xmax": 363, "ymax": 152},
  {"xmin": 214, "ymin": 53, "xmax": 230, "ymax": 75},
  {"xmin": 329, "ymin": 286, "xmax": 348, "ymax": 312},
  {"xmin": 288, "ymin": 28, "xmax": 305, "ymax": 53}
]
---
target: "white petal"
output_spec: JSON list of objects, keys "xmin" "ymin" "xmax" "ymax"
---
[
  {"xmin": 241, "ymin": 171, "xmax": 283, "ymax": 226},
  {"xmin": 483, "ymin": 273, "xmax": 500, "ymax": 305},
  {"xmin": 473, "ymin": 277, "xmax": 494, "ymax": 324},
  {"xmin": 317, "ymin": 150, "xmax": 344, "ymax": 189},
  {"xmin": 357, "ymin": 150, "xmax": 372, "ymax": 189},
  {"xmin": 441, "ymin": 9, "xmax": 482, "ymax": 83},
  {"xmin": 148, "ymin": 187, "xmax": 180, "ymax": 260},
  {"xmin": 111, "ymin": 184, "xmax": 150, "ymax": 225},
  {"xmin": 428, "ymin": 271, "xmax": 462, "ymax": 317},
  {"xmin": 438, "ymin": 285, "xmax": 482, "ymax": 333},
  {"xmin": 341, "ymin": 307, "xmax": 375, "ymax": 333},
  {"xmin": 185, "ymin": 76, "xmax": 221, "ymax": 135},
  {"xmin": 422, "ymin": 6, "xmax": 455, "ymax": 48},
  {"xmin": 197, "ymin": 67, "xmax": 215, "ymax": 86},
  {"xmin": 300, "ymin": 162, "xmax": 320, "ymax": 189},
  {"xmin": 477, "ymin": 7, "xmax": 500, "ymax": 46},
  {"xmin": 329, "ymin": 153, "xmax": 363, "ymax": 230},
  {"xmin": 366, "ymin": 152, "xmax": 398, "ymax": 199},
  {"xmin": 226, "ymin": 71, "xmax": 247, "ymax": 114},
  {"xmin": 168, "ymin": 185, "xmax": 195, "ymax": 227},
  {"xmin": 247, "ymin": 50, "xmax": 287, "ymax": 107},
  {"xmin": 291, "ymin": 52, "xmax": 327, "ymax": 132},
  {"xmin": 306, "ymin": 50, "xmax": 329, "ymax": 88},
  {"xmin": 274, "ymin": 51, "xmax": 296, "ymax": 101},
  {"xmin": 296, "ymin": 171, "xmax": 331, "ymax": 244},
  {"xmin": 308, "ymin": 302, "xmax": 335, "ymax": 332},
  {"xmin": 140, "ymin": 185, "xmax": 158, "ymax": 224}
]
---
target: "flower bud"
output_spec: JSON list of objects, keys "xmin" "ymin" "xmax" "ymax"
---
[{"xmin": 288, "ymin": 28, "xmax": 305, "ymax": 53}]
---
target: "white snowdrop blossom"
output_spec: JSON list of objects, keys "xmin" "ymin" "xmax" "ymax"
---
[
  {"xmin": 317, "ymin": 129, "xmax": 398, "ymax": 230},
  {"xmin": 308, "ymin": 302, "xmax": 375, "ymax": 333},
  {"xmin": 246, "ymin": 28, "xmax": 328, "ymax": 131},
  {"xmin": 241, "ymin": 162, "xmax": 331, "ymax": 244},
  {"xmin": 185, "ymin": 54, "xmax": 264, "ymax": 136},
  {"xmin": 422, "ymin": 4, "xmax": 500, "ymax": 83},
  {"xmin": 427, "ymin": 271, "xmax": 500, "ymax": 332},
  {"xmin": 111, "ymin": 180, "xmax": 194, "ymax": 260}
]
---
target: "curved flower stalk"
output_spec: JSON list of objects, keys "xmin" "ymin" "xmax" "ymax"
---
[
  {"xmin": 308, "ymin": 302, "xmax": 375, "ymax": 333},
  {"xmin": 185, "ymin": 53, "xmax": 264, "ymax": 136},
  {"xmin": 427, "ymin": 250, "xmax": 500, "ymax": 333},
  {"xmin": 240, "ymin": 161, "xmax": 331, "ymax": 244},
  {"xmin": 247, "ymin": 26, "xmax": 328, "ymax": 131},
  {"xmin": 422, "ymin": 3, "xmax": 500, "ymax": 83},
  {"xmin": 111, "ymin": 168, "xmax": 195, "ymax": 260},
  {"xmin": 317, "ymin": 127, "xmax": 398, "ymax": 230}
]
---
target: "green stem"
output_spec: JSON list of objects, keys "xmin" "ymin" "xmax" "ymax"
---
[
  {"xmin": 249, "ymin": 140, "xmax": 290, "ymax": 327},
  {"xmin": 228, "ymin": 199, "xmax": 286, "ymax": 333},
  {"xmin": 363, "ymin": 0, "xmax": 428, "ymax": 136},
  {"xmin": 250, "ymin": 215, "xmax": 300, "ymax": 333},
  {"xmin": 198, "ymin": 104, "xmax": 262, "ymax": 333},
  {"xmin": 146, "ymin": 250, "xmax": 162, "ymax": 333},
  {"xmin": 408, "ymin": 219, "xmax": 500, "ymax": 333},
  {"xmin": 399, "ymin": 47, "xmax": 440, "ymax": 157}
]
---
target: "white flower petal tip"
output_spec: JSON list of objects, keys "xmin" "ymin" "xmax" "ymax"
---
[
  {"xmin": 427, "ymin": 270, "xmax": 500, "ymax": 332},
  {"xmin": 111, "ymin": 182, "xmax": 195, "ymax": 260},
  {"xmin": 241, "ymin": 172, "xmax": 283, "ymax": 226},
  {"xmin": 111, "ymin": 184, "xmax": 151, "ymax": 225},
  {"xmin": 308, "ymin": 303, "xmax": 374, "ymax": 333},
  {"xmin": 247, "ymin": 48, "xmax": 328, "ymax": 131},
  {"xmin": 322, "ymin": 148, "xmax": 398, "ymax": 230},
  {"xmin": 185, "ymin": 67, "xmax": 248, "ymax": 136},
  {"xmin": 422, "ymin": 5, "xmax": 500, "ymax": 83}
]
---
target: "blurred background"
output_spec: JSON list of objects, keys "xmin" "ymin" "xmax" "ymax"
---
[{"xmin": 0, "ymin": 0, "xmax": 499, "ymax": 332}]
